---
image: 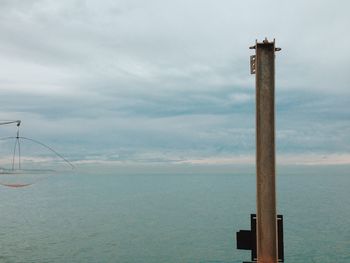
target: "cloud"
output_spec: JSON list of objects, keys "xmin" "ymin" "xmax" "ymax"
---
[
  {"xmin": 0, "ymin": 0, "xmax": 349, "ymax": 165},
  {"xmin": 176, "ymin": 153, "xmax": 350, "ymax": 166}
]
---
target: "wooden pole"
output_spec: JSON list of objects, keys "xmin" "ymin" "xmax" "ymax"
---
[{"xmin": 254, "ymin": 38, "xmax": 279, "ymax": 263}]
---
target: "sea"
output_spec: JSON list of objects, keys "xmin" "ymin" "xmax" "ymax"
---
[{"xmin": 0, "ymin": 164, "xmax": 349, "ymax": 263}]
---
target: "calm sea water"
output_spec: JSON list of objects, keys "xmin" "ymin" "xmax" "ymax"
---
[{"xmin": 0, "ymin": 165, "xmax": 349, "ymax": 263}]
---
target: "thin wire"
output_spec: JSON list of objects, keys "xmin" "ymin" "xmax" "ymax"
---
[
  {"xmin": 0, "ymin": 137, "xmax": 15, "ymax": 141},
  {"xmin": 17, "ymin": 126, "xmax": 21, "ymax": 169},
  {"xmin": 0, "ymin": 120, "xmax": 21, "ymax": 126},
  {"xmin": 12, "ymin": 138, "xmax": 18, "ymax": 171},
  {"xmin": 2, "ymin": 135, "xmax": 74, "ymax": 170},
  {"xmin": 18, "ymin": 138, "xmax": 21, "ymax": 169},
  {"xmin": 19, "ymin": 137, "xmax": 75, "ymax": 169}
]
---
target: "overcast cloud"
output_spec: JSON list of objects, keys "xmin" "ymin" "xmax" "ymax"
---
[{"xmin": 0, "ymin": 0, "xmax": 349, "ymax": 165}]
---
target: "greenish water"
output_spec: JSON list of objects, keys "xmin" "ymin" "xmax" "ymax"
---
[{"xmin": 0, "ymin": 166, "xmax": 349, "ymax": 262}]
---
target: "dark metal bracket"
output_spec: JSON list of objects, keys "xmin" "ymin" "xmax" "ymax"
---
[{"xmin": 236, "ymin": 214, "xmax": 284, "ymax": 262}]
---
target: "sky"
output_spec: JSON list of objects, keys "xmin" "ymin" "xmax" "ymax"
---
[{"xmin": 0, "ymin": 0, "xmax": 349, "ymax": 166}]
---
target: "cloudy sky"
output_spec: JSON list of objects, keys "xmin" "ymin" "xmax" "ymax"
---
[{"xmin": 0, "ymin": 0, "xmax": 349, "ymax": 166}]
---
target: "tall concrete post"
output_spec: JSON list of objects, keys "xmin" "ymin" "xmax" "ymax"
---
[{"xmin": 253, "ymin": 38, "xmax": 280, "ymax": 263}]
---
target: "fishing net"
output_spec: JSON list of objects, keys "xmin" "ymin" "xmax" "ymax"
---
[{"xmin": 0, "ymin": 122, "xmax": 74, "ymax": 188}]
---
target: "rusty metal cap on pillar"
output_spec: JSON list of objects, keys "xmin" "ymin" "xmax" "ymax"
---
[{"xmin": 249, "ymin": 38, "xmax": 281, "ymax": 52}]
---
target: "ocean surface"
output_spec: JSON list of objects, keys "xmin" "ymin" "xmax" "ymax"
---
[{"xmin": 0, "ymin": 165, "xmax": 349, "ymax": 263}]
